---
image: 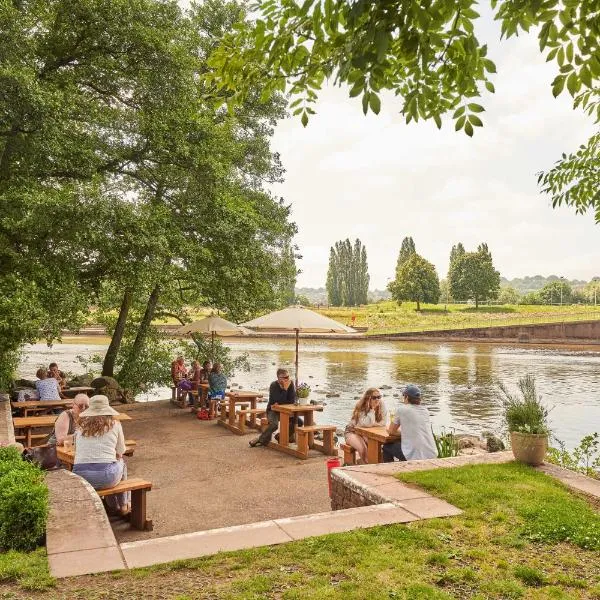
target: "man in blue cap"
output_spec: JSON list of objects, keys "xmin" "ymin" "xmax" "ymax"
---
[{"xmin": 383, "ymin": 384, "xmax": 437, "ymax": 462}]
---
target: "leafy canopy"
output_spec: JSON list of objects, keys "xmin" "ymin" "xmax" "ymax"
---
[
  {"xmin": 208, "ymin": 0, "xmax": 600, "ymax": 135},
  {"xmin": 388, "ymin": 252, "xmax": 440, "ymax": 311}
]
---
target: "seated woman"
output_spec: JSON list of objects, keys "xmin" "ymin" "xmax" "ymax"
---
[
  {"xmin": 35, "ymin": 368, "xmax": 62, "ymax": 401},
  {"xmin": 170, "ymin": 355, "xmax": 188, "ymax": 385},
  {"xmin": 208, "ymin": 362, "xmax": 227, "ymax": 401},
  {"xmin": 344, "ymin": 388, "xmax": 387, "ymax": 464},
  {"xmin": 179, "ymin": 360, "xmax": 201, "ymax": 407},
  {"xmin": 73, "ymin": 395, "xmax": 130, "ymax": 516},
  {"xmin": 200, "ymin": 360, "xmax": 212, "ymax": 384},
  {"xmin": 47, "ymin": 393, "xmax": 89, "ymax": 446}
]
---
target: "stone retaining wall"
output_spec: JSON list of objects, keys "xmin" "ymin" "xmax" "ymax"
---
[{"xmin": 0, "ymin": 397, "xmax": 15, "ymax": 444}]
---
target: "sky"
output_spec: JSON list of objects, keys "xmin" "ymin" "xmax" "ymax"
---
[{"xmin": 264, "ymin": 14, "xmax": 599, "ymax": 289}]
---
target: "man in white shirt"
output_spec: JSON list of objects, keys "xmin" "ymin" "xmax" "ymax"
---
[{"xmin": 384, "ymin": 384, "xmax": 437, "ymax": 462}]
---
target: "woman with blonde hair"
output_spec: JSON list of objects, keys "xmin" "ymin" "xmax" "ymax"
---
[
  {"xmin": 73, "ymin": 395, "xmax": 130, "ymax": 515},
  {"xmin": 344, "ymin": 388, "xmax": 387, "ymax": 464}
]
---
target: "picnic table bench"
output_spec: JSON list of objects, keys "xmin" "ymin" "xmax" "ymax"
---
[
  {"xmin": 217, "ymin": 391, "xmax": 264, "ymax": 435},
  {"xmin": 61, "ymin": 386, "xmax": 95, "ymax": 398},
  {"xmin": 13, "ymin": 413, "xmax": 132, "ymax": 447},
  {"xmin": 171, "ymin": 383, "xmax": 209, "ymax": 408},
  {"xmin": 269, "ymin": 404, "xmax": 337, "ymax": 460},
  {"xmin": 11, "ymin": 400, "xmax": 73, "ymax": 417},
  {"xmin": 96, "ymin": 478, "xmax": 153, "ymax": 531},
  {"xmin": 353, "ymin": 425, "xmax": 401, "ymax": 464}
]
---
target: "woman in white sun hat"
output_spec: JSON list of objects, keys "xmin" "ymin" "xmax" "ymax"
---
[{"xmin": 73, "ymin": 395, "xmax": 130, "ymax": 515}]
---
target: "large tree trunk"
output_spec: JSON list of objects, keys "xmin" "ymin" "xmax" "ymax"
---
[
  {"xmin": 416, "ymin": 298, "xmax": 421, "ymax": 311},
  {"xmin": 123, "ymin": 283, "xmax": 161, "ymax": 371},
  {"xmin": 475, "ymin": 296, "xmax": 479, "ymax": 309},
  {"xmin": 102, "ymin": 288, "xmax": 133, "ymax": 377}
]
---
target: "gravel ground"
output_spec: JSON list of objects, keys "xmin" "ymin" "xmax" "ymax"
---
[{"xmin": 112, "ymin": 400, "xmax": 332, "ymax": 543}]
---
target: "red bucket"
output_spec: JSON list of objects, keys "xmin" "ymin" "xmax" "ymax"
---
[{"xmin": 326, "ymin": 457, "xmax": 342, "ymax": 497}]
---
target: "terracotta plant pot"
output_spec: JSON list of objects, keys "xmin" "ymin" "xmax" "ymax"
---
[{"xmin": 510, "ymin": 431, "xmax": 548, "ymax": 466}]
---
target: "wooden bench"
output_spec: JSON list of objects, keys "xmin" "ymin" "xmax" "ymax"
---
[
  {"xmin": 341, "ymin": 442, "xmax": 357, "ymax": 466},
  {"xmin": 14, "ymin": 432, "xmax": 48, "ymax": 446},
  {"xmin": 96, "ymin": 478, "xmax": 153, "ymax": 531},
  {"xmin": 238, "ymin": 408, "xmax": 266, "ymax": 432},
  {"xmin": 296, "ymin": 425, "xmax": 338, "ymax": 457}
]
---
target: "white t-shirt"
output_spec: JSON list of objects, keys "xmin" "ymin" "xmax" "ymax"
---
[
  {"xmin": 74, "ymin": 421, "xmax": 125, "ymax": 464},
  {"xmin": 392, "ymin": 404, "xmax": 437, "ymax": 460},
  {"xmin": 350, "ymin": 407, "xmax": 388, "ymax": 428}
]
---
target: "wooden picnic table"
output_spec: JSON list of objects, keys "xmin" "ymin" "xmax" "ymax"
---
[
  {"xmin": 217, "ymin": 391, "xmax": 264, "ymax": 434},
  {"xmin": 270, "ymin": 404, "xmax": 325, "ymax": 459},
  {"xmin": 11, "ymin": 400, "xmax": 73, "ymax": 417},
  {"xmin": 354, "ymin": 425, "xmax": 401, "ymax": 464},
  {"xmin": 61, "ymin": 386, "xmax": 95, "ymax": 398},
  {"xmin": 13, "ymin": 413, "xmax": 132, "ymax": 447},
  {"xmin": 57, "ymin": 440, "xmax": 137, "ymax": 470}
]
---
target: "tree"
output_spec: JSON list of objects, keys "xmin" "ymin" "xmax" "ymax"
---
[
  {"xmin": 326, "ymin": 238, "xmax": 369, "ymax": 306},
  {"xmin": 208, "ymin": 1, "xmax": 600, "ymax": 215},
  {"xmin": 449, "ymin": 243, "xmax": 466, "ymax": 270},
  {"xmin": 498, "ymin": 287, "xmax": 520, "ymax": 305},
  {"xmin": 449, "ymin": 244, "xmax": 501, "ymax": 308},
  {"xmin": 0, "ymin": 0, "xmax": 297, "ymax": 393},
  {"xmin": 396, "ymin": 237, "xmax": 416, "ymax": 270},
  {"xmin": 538, "ymin": 281, "xmax": 573, "ymax": 305},
  {"xmin": 388, "ymin": 254, "xmax": 440, "ymax": 311}
]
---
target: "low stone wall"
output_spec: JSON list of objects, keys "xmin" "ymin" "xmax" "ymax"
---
[
  {"xmin": 0, "ymin": 396, "xmax": 15, "ymax": 444},
  {"xmin": 376, "ymin": 319, "xmax": 600, "ymax": 344},
  {"xmin": 46, "ymin": 469, "xmax": 127, "ymax": 577}
]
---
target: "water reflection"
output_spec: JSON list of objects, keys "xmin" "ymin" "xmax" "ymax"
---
[{"xmin": 19, "ymin": 337, "xmax": 600, "ymax": 448}]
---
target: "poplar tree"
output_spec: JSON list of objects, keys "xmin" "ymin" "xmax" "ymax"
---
[{"xmin": 326, "ymin": 238, "xmax": 369, "ymax": 306}]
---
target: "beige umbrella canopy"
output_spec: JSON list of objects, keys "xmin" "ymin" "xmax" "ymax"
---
[
  {"xmin": 175, "ymin": 315, "xmax": 250, "ymax": 358},
  {"xmin": 242, "ymin": 305, "xmax": 355, "ymax": 387}
]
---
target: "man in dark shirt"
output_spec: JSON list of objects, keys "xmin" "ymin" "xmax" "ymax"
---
[{"xmin": 250, "ymin": 368, "xmax": 296, "ymax": 447}]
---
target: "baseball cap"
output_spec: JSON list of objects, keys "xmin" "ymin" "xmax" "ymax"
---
[{"xmin": 403, "ymin": 384, "xmax": 421, "ymax": 399}]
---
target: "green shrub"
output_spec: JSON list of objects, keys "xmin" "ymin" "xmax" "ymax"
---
[
  {"xmin": 0, "ymin": 449, "xmax": 48, "ymax": 551},
  {"xmin": 498, "ymin": 374, "xmax": 549, "ymax": 434},
  {"xmin": 433, "ymin": 428, "xmax": 460, "ymax": 458}
]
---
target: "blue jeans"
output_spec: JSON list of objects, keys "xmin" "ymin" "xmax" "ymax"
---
[
  {"xmin": 73, "ymin": 460, "xmax": 129, "ymax": 510},
  {"xmin": 382, "ymin": 442, "xmax": 406, "ymax": 462}
]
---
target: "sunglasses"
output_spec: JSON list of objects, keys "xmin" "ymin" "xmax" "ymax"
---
[
  {"xmin": 370, "ymin": 395, "xmax": 382, "ymax": 400},
  {"xmin": 278, "ymin": 375, "xmax": 290, "ymax": 380}
]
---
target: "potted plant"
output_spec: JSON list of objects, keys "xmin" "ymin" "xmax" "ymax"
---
[
  {"xmin": 499, "ymin": 374, "xmax": 550, "ymax": 466},
  {"xmin": 296, "ymin": 383, "xmax": 311, "ymax": 405}
]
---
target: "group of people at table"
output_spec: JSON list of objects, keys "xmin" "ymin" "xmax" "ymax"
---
[
  {"xmin": 171, "ymin": 356, "xmax": 227, "ymax": 406},
  {"xmin": 18, "ymin": 368, "xmax": 132, "ymax": 516},
  {"xmin": 247, "ymin": 367, "xmax": 437, "ymax": 463}
]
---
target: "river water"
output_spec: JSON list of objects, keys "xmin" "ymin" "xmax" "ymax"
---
[{"xmin": 20, "ymin": 337, "xmax": 600, "ymax": 448}]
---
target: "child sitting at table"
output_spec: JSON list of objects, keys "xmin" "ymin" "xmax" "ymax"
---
[{"xmin": 344, "ymin": 388, "xmax": 387, "ymax": 464}]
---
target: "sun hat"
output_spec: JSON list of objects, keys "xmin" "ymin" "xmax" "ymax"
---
[
  {"xmin": 79, "ymin": 395, "xmax": 119, "ymax": 417},
  {"xmin": 403, "ymin": 384, "xmax": 422, "ymax": 399}
]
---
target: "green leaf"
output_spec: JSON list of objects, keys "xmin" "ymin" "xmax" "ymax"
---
[
  {"xmin": 349, "ymin": 81, "xmax": 363, "ymax": 97},
  {"xmin": 552, "ymin": 75, "xmax": 566, "ymax": 97},
  {"xmin": 566, "ymin": 71, "xmax": 579, "ymax": 96},
  {"xmin": 468, "ymin": 103, "xmax": 485, "ymax": 113},
  {"xmin": 375, "ymin": 30, "xmax": 390, "ymax": 62},
  {"xmin": 453, "ymin": 106, "xmax": 465, "ymax": 118},
  {"xmin": 433, "ymin": 113, "xmax": 442, "ymax": 129},
  {"xmin": 455, "ymin": 115, "xmax": 466, "ymax": 131},
  {"xmin": 362, "ymin": 91, "xmax": 370, "ymax": 115},
  {"xmin": 369, "ymin": 93, "xmax": 381, "ymax": 115},
  {"xmin": 464, "ymin": 121, "xmax": 474, "ymax": 137},
  {"xmin": 485, "ymin": 81, "xmax": 495, "ymax": 93},
  {"xmin": 469, "ymin": 114, "xmax": 483, "ymax": 127},
  {"xmin": 301, "ymin": 111, "xmax": 309, "ymax": 127}
]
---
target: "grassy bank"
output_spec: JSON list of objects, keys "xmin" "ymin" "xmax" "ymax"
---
[
  {"xmin": 3, "ymin": 462, "xmax": 600, "ymax": 599},
  {"xmin": 318, "ymin": 302, "xmax": 600, "ymax": 334}
]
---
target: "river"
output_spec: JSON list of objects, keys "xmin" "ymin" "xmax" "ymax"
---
[{"xmin": 20, "ymin": 337, "xmax": 600, "ymax": 448}]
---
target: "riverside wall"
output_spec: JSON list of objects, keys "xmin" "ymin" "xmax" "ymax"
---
[{"xmin": 374, "ymin": 319, "xmax": 600, "ymax": 345}]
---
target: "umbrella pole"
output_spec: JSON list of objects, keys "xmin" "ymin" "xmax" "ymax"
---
[
  {"xmin": 295, "ymin": 328, "xmax": 299, "ymax": 389},
  {"xmin": 211, "ymin": 331, "xmax": 215, "ymax": 361}
]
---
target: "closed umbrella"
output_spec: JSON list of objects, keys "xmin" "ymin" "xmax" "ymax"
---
[
  {"xmin": 242, "ymin": 305, "xmax": 355, "ymax": 387},
  {"xmin": 175, "ymin": 315, "xmax": 250, "ymax": 358}
]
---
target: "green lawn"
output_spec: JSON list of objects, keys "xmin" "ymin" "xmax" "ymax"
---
[
  {"xmin": 3, "ymin": 462, "xmax": 600, "ymax": 599},
  {"xmin": 318, "ymin": 301, "xmax": 600, "ymax": 334}
]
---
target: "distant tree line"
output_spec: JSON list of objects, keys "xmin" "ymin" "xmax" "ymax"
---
[{"xmin": 326, "ymin": 239, "xmax": 370, "ymax": 306}]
